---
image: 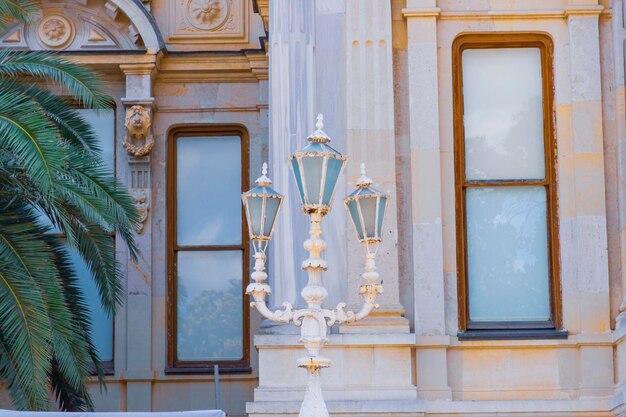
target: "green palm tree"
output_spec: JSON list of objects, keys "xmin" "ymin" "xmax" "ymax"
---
[{"xmin": 0, "ymin": 0, "xmax": 139, "ymax": 411}]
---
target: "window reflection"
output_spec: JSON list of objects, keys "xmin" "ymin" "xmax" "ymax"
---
[
  {"xmin": 177, "ymin": 251, "xmax": 243, "ymax": 361},
  {"xmin": 462, "ymin": 48, "xmax": 545, "ymax": 181},
  {"xmin": 466, "ymin": 187, "xmax": 550, "ymax": 322},
  {"xmin": 176, "ymin": 136, "xmax": 242, "ymax": 246}
]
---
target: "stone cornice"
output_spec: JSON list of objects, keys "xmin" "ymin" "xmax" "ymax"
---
[
  {"xmin": 156, "ymin": 52, "xmax": 268, "ymax": 83},
  {"xmin": 402, "ymin": 7, "xmax": 440, "ymax": 19},
  {"xmin": 254, "ymin": 0, "xmax": 269, "ymax": 33},
  {"xmin": 403, "ymin": 6, "xmax": 606, "ymax": 20}
]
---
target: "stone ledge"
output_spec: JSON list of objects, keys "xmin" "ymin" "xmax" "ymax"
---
[
  {"xmin": 254, "ymin": 333, "xmax": 416, "ymax": 348},
  {"xmin": 247, "ymin": 398, "xmax": 612, "ymax": 416}
]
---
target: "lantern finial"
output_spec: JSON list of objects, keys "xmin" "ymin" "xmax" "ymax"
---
[
  {"xmin": 356, "ymin": 162, "xmax": 373, "ymax": 188},
  {"xmin": 256, "ymin": 162, "xmax": 272, "ymax": 186},
  {"xmin": 308, "ymin": 113, "xmax": 331, "ymax": 143}
]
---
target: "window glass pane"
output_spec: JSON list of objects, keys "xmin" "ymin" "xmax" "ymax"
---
[
  {"xmin": 462, "ymin": 48, "xmax": 545, "ymax": 181},
  {"xmin": 466, "ymin": 186, "xmax": 550, "ymax": 322},
  {"xmin": 76, "ymin": 109, "xmax": 115, "ymax": 172},
  {"xmin": 67, "ymin": 246, "xmax": 114, "ymax": 362},
  {"xmin": 177, "ymin": 136, "xmax": 242, "ymax": 246},
  {"xmin": 177, "ymin": 250, "xmax": 243, "ymax": 361}
]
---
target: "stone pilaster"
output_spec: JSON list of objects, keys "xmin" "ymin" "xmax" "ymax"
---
[
  {"xmin": 562, "ymin": 4, "xmax": 613, "ymax": 399},
  {"xmin": 119, "ymin": 62, "xmax": 156, "ymax": 411},
  {"xmin": 267, "ymin": 0, "xmax": 316, "ymax": 330},
  {"xmin": 403, "ymin": 0, "xmax": 451, "ymax": 400},
  {"xmin": 339, "ymin": 0, "xmax": 409, "ymax": 334}
]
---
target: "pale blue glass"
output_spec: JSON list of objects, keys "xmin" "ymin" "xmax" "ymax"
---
[
  {"xmin": 377, "ymin": 196, "xmax": 387, "ymax": 238},
  {"xmin": 291, "ymin": 158, "xmax": 305, "ymax": 203},
  {"xmin": 263, "ymin": 197, "xmax": 280, "ymax": 236},
  {"xmin": 77, "ymin": 109, "xmax": 115, "ymax": 172},
  {"xmin": 245, "ymin": 194, "xmax": 264, "ymax": 236},
  {"xmin": 466, "ymin": 186, "xmax": 550, "ymax": 322},
  {"xmin": 347, "ymin": 199, "xmax": 364, "ymax": 240},
  {"xmin": 177, "ymin": 136, "xmax": 241, "ymax": 246},
  {"xmin": 301, "ymin": 156, "xmax": 324, "ymax": 205},
  {"xmin": 68, "ymin": 246, "xmax": 114, "ymax": 361},
  {"xmin": 322, "ymin": 158, "xmax": 344, "ymax": 205},
  {"xmin": 177, "ymin": 250, "xmax": 243, "ymax": 361},
  {"xmin": 462, "ymin": 48, "xmax": 545, "ymax": 181},
  {"xmin": 359, "ymin": 196, "xmax": 378, "ymax": 238}
]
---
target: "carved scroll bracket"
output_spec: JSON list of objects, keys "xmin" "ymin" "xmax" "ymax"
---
[{"xmin": 120, "ymin": 62, "xmax": 156, "ymax": 235}]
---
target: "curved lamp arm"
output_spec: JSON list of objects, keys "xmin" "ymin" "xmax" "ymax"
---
[{"xmin": 245, "ymin": 251, "xmax": 295, "ymax": 323}]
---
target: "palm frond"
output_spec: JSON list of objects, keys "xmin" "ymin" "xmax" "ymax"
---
[
  {"xmin": 0, "ymin": 0, "xmax": 37, "ymax": 32},
  {"xmin": 0, "ymin": 203, "xmax": 54, "ymax": 410},
  {"xmin": 8, "ymin": 80, "xmax": 103, "ymax": 153},
  {"xmin": 0, "ymin": 50, "xmax": 113, "ymax": 109},
  {"xmin": 0, "ymin": 82, "xmax": 65, "ymax": 194}
]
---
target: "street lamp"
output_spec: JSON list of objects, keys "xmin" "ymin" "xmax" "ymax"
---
[{"xmin": 242, "ymin": 114, "xmax": 385, "ymax": 417}]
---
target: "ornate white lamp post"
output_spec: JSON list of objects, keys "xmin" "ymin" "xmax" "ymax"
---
[{"xmin": 242, "ymin": 115, "xmax": 386, "ymax": 417}]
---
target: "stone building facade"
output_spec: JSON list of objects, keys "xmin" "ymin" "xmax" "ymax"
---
[{"xmin": 3, "ymin": 0, "xmax": 626, "ymax": 416}]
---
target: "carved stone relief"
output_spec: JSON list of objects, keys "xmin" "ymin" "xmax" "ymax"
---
[
  {"xmin": 128, "ymin": 153, "xmax": 151, "ymax": 234},
  {"xmin": 131, "ymin": 189, "xmax": 150, "ymax": 233},
  {"xmin": 0, "ymin": 0, "xmax": 144, "ymax": 50},
  {"xmin": 187, "ymin": 0, "xmax": 230, "ymax": 30},
  {"xmin": 36, "ymin": 15, "xmax": 75, "ymax": 49},
  {"xmin": 123, "ymin": 105, "xmax": 154, "ymax": 157},
  {"xmin": 167, "ymin": 0, "xmax": 247, "ymax": 43}
]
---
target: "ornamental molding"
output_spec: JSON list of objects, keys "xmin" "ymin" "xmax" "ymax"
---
[
  {"xmin": 186, "ymin": 0, "xmax": 230, "ymax": 31},
  {"xmin": 167, "ymin": 0, "xmax": 248, "ymax": 44},
  {"xmin": 0, "ymin": 0, "xmax": 146, "ymax": 51},
  {"xmin": 405, "ymin": 6, "xmax": 606, "ymax": 20},
  {"xmin": 36, "ymin": 15, "xmax": 75, "ymax": 49},
  {"xmin": 131, "ymin": 189, "xmax": 150, "ymax": 234},
  {"xmin": 123, "ymin": 105, "xmax": 154, "ymax": 157}
]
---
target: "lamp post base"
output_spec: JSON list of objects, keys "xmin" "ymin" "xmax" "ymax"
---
[{"xmin": 298, "ymin": 358, "xmax": 331, "ymax": 417}]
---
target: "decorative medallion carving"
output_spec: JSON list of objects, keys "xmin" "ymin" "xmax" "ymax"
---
[
  {"xmin": 123, "ymin": 105, "xmax": 154, "ymax": 157},
  {"xmin": 186, "ymin": 0, "xmax": 229, "ymax": 30},
  {"xmin": 37, "ymin": 15, "xmax": 75, "ymax": 49},
  {"xmin": 167, "ymin": 0, "xmax": 247, "ymax": 44},
  {"xmin": 131, "ymin": 189, "xmax": 149, "ymax": 233}
]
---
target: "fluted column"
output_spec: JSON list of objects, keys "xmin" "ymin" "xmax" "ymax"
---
[
  {"xmin": 268, "ymin": 0, "xmax": 316, "ymax": 328},
  {"xmin": 340, "ymin": 0, "xmax": 409, "ymax": 333}
]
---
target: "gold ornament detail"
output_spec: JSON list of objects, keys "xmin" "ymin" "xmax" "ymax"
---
[{"xmin": 123, "ymin": 105, "xmax": 154, "ymax": 157}]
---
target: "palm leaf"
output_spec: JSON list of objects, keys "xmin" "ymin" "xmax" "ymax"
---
[
  {"xmin": 0, "ymin": 50, "xmax": 113, "ymax": 109},
  {"xmin": 0, "ymin": 82, "xmax": 66, "ymax": 194},
  {"xmin": 9, "ymin": 80, "xmax": 103, "ymax": 153},
  {"xmin": 0, "ymin": 0, "xmax": 37, "ymax": 32},
  {"xmin": 0, "ymin": 202, "xmax": 54, "ymax": 410}
]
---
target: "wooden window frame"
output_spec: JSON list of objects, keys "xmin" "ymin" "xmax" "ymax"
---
[
  {"xmin": 166, "ymin": 125, "xmax": 251, "ymax": 373},
  {"xmin": 452, "ymin": 33, "xmax": 564, "ymax": 339}
]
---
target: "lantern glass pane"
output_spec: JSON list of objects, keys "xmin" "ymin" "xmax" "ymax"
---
[
  {"xmin": 291, "ymin": 158, "xmax": 306, "ymax": 204},
  {"xmin": 246, "ymin": 195, "xmax": 264, "ymax": 236},
  {"xmin": 322, "ymin": 157, "xmax": 344, "ymax": 205},
  {"xmin": 347, "ymin": 199, "xmax": 364, "ymax": 240},
  {"xmin": 359, "ymin": 196, "xmax": 378, "ymax": 239},
  {"xmin": 377, "ymin": 196, "xmax": 387, "ymax": 239},
  {"xmin": 263, "ymin": 197, "xmax": 280, "ymax": 236},
  {"xmin": 302, "ymin": 155, "xmax": 324, "ymax": 205}
]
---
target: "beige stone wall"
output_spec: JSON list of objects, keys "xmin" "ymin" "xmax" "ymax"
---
[{"xmin": 5, "ymin": 0, "xmax": 626, "ymax": 416}]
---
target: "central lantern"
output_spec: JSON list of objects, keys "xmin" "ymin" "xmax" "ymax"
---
[{"xmin": 289, "ymin": 114, "xmax": 347, "ymax": 215}]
